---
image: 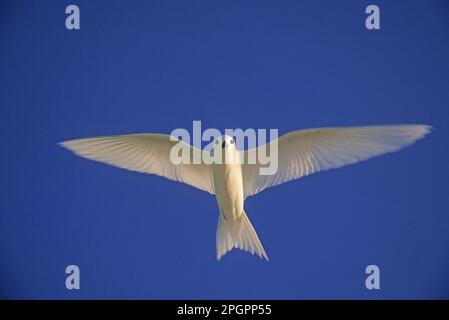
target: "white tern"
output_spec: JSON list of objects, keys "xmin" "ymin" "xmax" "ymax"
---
[{"xmin": 60, "ymin": 124, "xmax": 431, "ymax": 260}]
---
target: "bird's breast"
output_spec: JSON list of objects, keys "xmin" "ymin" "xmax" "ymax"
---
[{"xmin": 212, "ymin": 163, "xmax": 244, "ymax": 220}]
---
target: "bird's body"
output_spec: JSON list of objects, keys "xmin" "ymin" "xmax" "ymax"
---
[
  {"xmin": 210, "ymin": 136, "xmax": 266, "ymax": 260},
  {"xmin": 212, "ymin": 136, "xmax": 244, "ymax": 221},
  {"xmin": 213, "ymin": 161, "xmax": 244, "ymax": 222},
  {"xmin": 60, "ymin": 125, "xmax": 432, "ymax": 261}
]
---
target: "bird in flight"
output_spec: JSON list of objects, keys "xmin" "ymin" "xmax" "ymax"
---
[{"xmin": 60, "ymin": 124, "xmax": 431, "ymax": 261}]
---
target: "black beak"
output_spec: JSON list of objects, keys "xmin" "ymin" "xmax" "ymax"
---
[{"xmin": 221, "ymin": 141, "xmax": 226, "ymax": 149}]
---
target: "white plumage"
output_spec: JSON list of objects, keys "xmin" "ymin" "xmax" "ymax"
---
[{"xmin": 60, "ymin": 124, "xmax": 431, "ymax": 260}]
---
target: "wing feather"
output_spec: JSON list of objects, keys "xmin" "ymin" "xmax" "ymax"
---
[
  {"xmin": 60, "ymin": 134, "xmax": 215, "ymax": 194},
  {"xmin": 242, "ymin": 125, "xmax": 431, "ymax": 197}
]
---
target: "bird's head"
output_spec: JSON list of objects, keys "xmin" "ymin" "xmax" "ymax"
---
[
  {"xmin": 213, "ymin": 135, "xmax": 236, "ymax": 150},
  {"xmin": 211, "ymin": 135, "xmax": 239, "ymax": 164}
]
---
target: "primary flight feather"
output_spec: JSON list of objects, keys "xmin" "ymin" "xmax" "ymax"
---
[{"xmin": 60, "ymin": 124, "xmax": 431, "ymax": 260}]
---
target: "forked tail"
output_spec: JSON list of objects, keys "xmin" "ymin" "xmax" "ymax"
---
[{"xmin": 216, "ymin": 210, "xmax": 268, "ymax": 261}]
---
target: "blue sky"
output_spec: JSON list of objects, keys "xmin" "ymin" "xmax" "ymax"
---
[{"xmin": 0, "ymin": 0, "xmax": 448, "ymax": 299}]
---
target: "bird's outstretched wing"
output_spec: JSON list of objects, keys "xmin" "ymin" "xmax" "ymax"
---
[
  {"xmin": 242, "ymin": 125, "xmax": 431, "ymax": 198},
  {"xmin": 60, "ymin": 134, "xmax": 215, "ymax": 194}
]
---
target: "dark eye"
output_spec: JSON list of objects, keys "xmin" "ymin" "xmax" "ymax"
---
[{"xmin": 230, "ymin": 140, "xmax": 235, "ymax": 144}]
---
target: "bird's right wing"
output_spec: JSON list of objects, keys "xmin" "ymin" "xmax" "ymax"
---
[
  {"xmin": 60, "ymin": 134, "xmax": 215, "ymax": 194},
  {"xmin": 242, "ymin": 124, "xmax": 431, "ymax": 198}
]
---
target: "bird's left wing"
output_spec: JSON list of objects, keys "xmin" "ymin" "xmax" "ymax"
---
[
  {"xmin": 242, "ymin": 125, "xmax": 431, "ymax": 198},
  {"xmin": 60, "ymin": 134, "xmax": 215, "ymax": 194}
]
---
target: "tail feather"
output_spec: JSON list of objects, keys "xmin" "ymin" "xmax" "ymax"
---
[{"xmin": 216, "ymin": 211, "xmax": 268, "ymax": 261}]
